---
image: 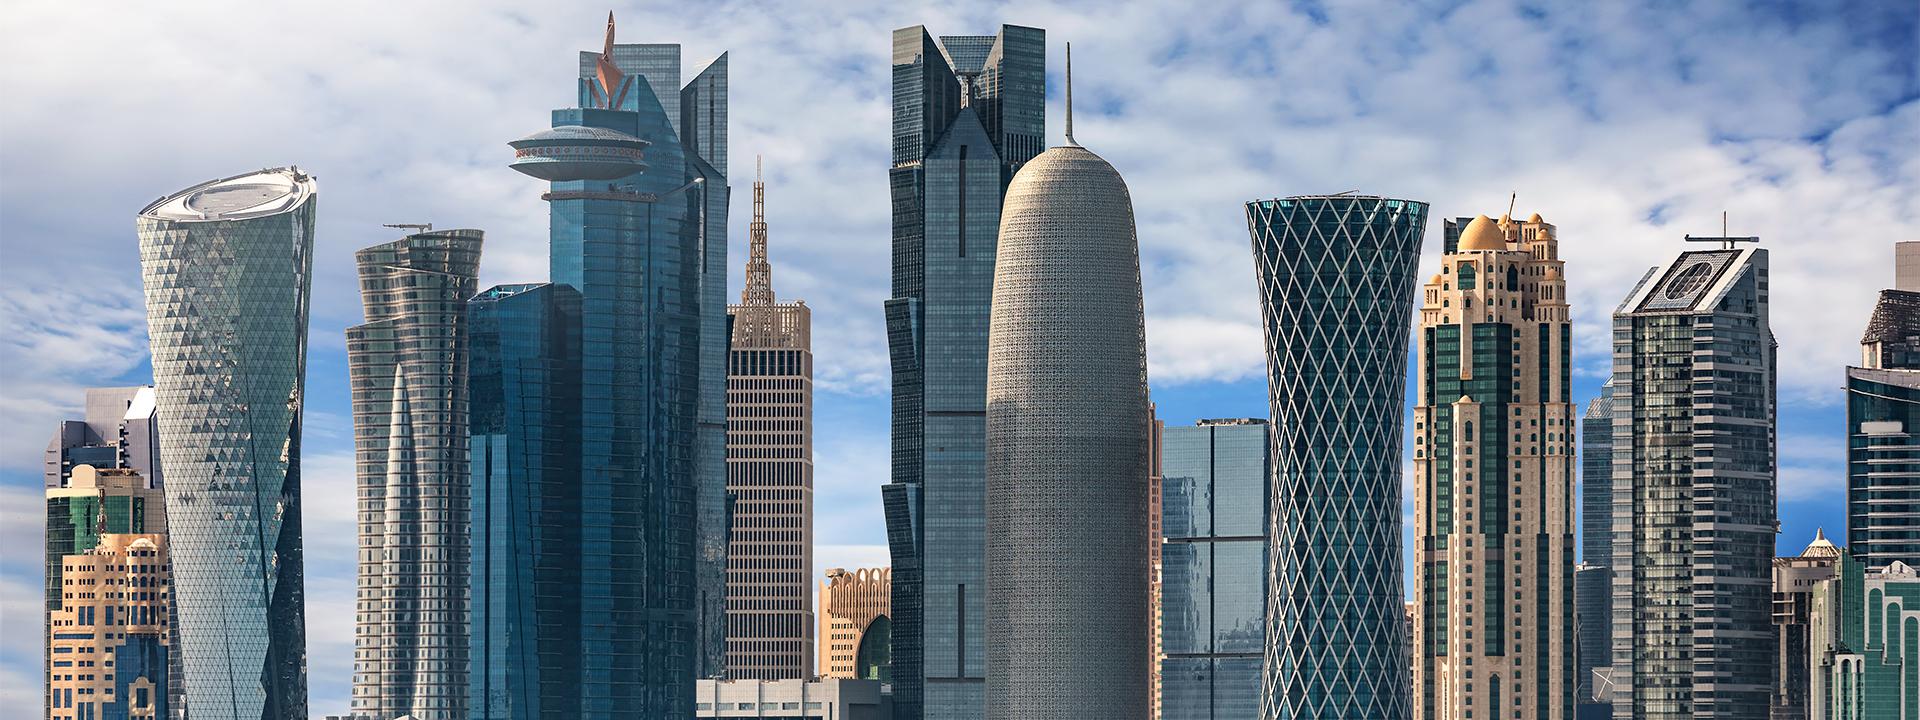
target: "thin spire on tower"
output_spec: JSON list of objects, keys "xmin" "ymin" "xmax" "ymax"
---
[
  {"xmin": 743, "ymin": 155, "xmax": 774, "ymax": 306},
  {"xmin": 1064, "ymin": 42, "xmax": 1077, "ymax": 146}
]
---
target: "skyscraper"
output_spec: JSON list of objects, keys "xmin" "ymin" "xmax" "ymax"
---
[
  {"xmin": 1578, "ymin": 380, "xmax": 1615, "ymax": 708},
  {"xmin": 819, "ymin": 567, "xmax": 892, "ymax": 681},
  {"xmin": 347, "ymin": 229, "xmax": 483, "ymax": 720},
  {"xmin": 1610, "ymin": 242, "xmax": 1775, "ymax": 720},
  {"xmin": 724, "ymin": 160, "xmax": 814, "ymax": 680},
  {"xmin": 45, "ymin": 464, "xmax": 169, "ymax": 719},
  {"xmin": 1805, "ymin": 551, "xmax": 1920, "ymax": 718},
  {"xmin": 1160, "ymin": 418, "xmax": 1270, "ymax": 720},
  {"xmin": 47, "ymin": 532, "xmax": 173, "ymax": 720},
  {"xmin": 985, "ymin": 55, "xmax": 1150, "ymax": 718},
  {"xmin": 1413, "ymin": 212, "xmax": 1576, "ymax": 720},
  {"xmin": 469, "ymin": 16, "xmax": 725, "ymax": 719},
  {"xmin": 137, "ymin": 166, "xmax": 315, "ymax": 720},
  {"xmin": 45, "ymin": 386, "xmax": 161, "ymax": 490},
  {"xmin": 1246, "ymin": 194, "xmax": 1427, "ymax": 719},
  {"xmin": 1846, "ymin": 241, "xmax": 1920, "ymax": 570},
  {"xmin": 882, "ymin": 23, "xmax": 1044, "ymax": 720}
]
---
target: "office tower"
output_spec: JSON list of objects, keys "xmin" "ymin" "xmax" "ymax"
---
[
  {"xmin": 473, "ymin": 16, "xmax": 725, "ymax": 718},
  {"xmin": 1807, "ymin": 553, "xmax": 1920, "ymax": 719},
  {"xmin": 347, "ymin": 229, "xmax": 483, "ymax": 720},
  {"xmin": 1847, "ymin": 241, "xmax": 1920, "ymax": 570},
  {"xmin": 1149, "ymin": 406, "xmax": 1164, "ymax": 720},
  {"xmin": 47, "ymin": 532, "xmax": 172, "ymax": 720},
  {"xmin": 1579, "ymin": 380, "xmax": 1614, "ymax": 709},
  {"xmin": 985, "ymin": 59, "xmax": 1150, "ymax": 718},
  {"xmin": 1412, "ymin": 212, "xmax": 1576, "ymax": 720},
  {"xmin": 137, "ymin": 166, "xmax": 315, "ymax": 720},
  {"xmin": 1771, "ymin": 531, "xmax": 1844, "ymax": 720},
  {"xmin": 46, "ymin": 386, "xmax": 161, "ymax": 489},
  {"xmin": 1573, "ymin": 564, "xmax": 1609, "ymax": 710},
  {"xmin": 1610, "ymin": 241, "xmax": 1774, "ymax": 720},
  {"xmin": 1246, "ymin": 194, "xmax": 1427, "ymax": 719},
  {"xmin": 1159, "ymin": 418, "xmax": 1270, "ymax": 720},
  {"xmin": 819, "ymin": 568, "xmax": 892, "ymax": 680},
  {"xmin": 882, "ymin": 22, "xmax": 1044, "ymax": 720},
  {"xmin": 46, "ymin": 464, "xmax": 169, "ymax": 719},
  {"xmin": 724, "ymin": 160, "xmax": 814, "ymax": 680}
]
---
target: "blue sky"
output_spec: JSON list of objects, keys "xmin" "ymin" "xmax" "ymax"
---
[{"xmin": 1, "ymin": 1, "xmax": 1915, "ymax": 716}]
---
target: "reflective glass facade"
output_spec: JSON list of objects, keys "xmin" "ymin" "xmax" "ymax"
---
[
  {"xmin": 882, "ymin": 23, "xmax": 1043, "ymax": 720},
  {"xmin": 1848, "ymin": 285, "xmax": 1920, "ymax": 570},
  {"xmin": 1610, "ymin": 247, "xmax": 1774, "ymax": 720},
  {"xmin": 1579, "ymin": 381, "xmax": 1615, "ymax": 707},
  {"xmin": 1246, "ymin": 195, "xmax": 1425, "ymax": 719},
  {"xmin": 347, "ymin": 230, "xmax": 483, "ymax": 720},
  {"xmin": 136, "ymin": 167, "xmax": 315, "ymax": 720},
  {"xmin": 1159, "ymin": 420, "xmax": 1268, "ymax": 720},
  {"xmin": 470, "ymin": 31, "xmax": 725, "ymax": 717}
]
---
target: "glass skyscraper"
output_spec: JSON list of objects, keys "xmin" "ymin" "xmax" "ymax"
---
[
  {"xmin": 470, "ymin": 17, "xmax": 727, "ymax": 719},
  {"xmin": 881, "ymin": 23, "xmax": 1043, "ymax": 720},
  {"xmin": 347, "ymin": 229, "xmax": 483, "ymax": 720},
  {"xmin": 1610, "ymin": 244, "xmax": 1775, "ymax": 720},
  {"xmin": 1579, "ymin": 380, "xmax": 1615, "ymax": 707},
  {"xmin": 1847, "ymin": 241, "xmax": 1920, "ymax": 570},
  {"xmin": 1159, "ymin": 419, "xmax": 1269, "ymax": 720},
  {"xmin": 1246, "ymin": 195, "xmax": 1426, "ymax": 719},
  {"xmin": 136, "ymin": 166, "xmax": 316, "ymax": 720},
  {"xmin": 1413, "ymin": 212, "xmax": 1576, "ymax": 720}
]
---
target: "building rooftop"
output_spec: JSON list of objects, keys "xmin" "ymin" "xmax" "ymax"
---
[{"xmin": 140, "ymin": 167, "xmax": 316, "ymax": 222}]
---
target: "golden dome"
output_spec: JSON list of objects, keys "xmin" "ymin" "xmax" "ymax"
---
[
  {"xmin": 1527, "ymin": 212, "xmax": 1544, "ymax": 223},
  {"xmin": 1457, "ymin": 214, "xmax": 1506, "ymax": 251},
  {"xmin": 1430, "ymin": 273, "xmax": 1444, "ymax": 285}
]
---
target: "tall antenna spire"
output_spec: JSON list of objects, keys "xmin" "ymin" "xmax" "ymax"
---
[
  {"xmin": 594, "ymin": 12, "xmax": 627, "ymax": 109},
  {"xmin": 743, "ymin": 155, "xmax": 774, "ymax": 306},
  {"xmin": 1064, "ymin": 42, "xmax": 1077, "ymax": 146}
]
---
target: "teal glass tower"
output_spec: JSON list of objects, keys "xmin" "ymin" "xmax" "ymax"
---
[
  {"xmin": 1246, "ymin": 195, "xmax": 1426, "ymax": 719},
  {"xmin": 882, "ymin": 23, "xmax": 1043, "ymax": 720},
  {"xmin": 471, "ymin": 16, "xmax": 727, "ymax": 720},
  {"xmin": 136, "ymin": 166, "xmax": 317, "ymax": 720},
  {"xmin": 1160, "ymin": 419, "xmax": 1270, "ymax": 720},
  {"xmin": 1848, "ymin": 242, "xmax": 1920, "ymax": 570}
]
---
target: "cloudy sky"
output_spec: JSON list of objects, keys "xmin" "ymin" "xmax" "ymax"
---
[{"xmin": 1, "ymin": 0, "xmax": 1914, "ymax": 715}]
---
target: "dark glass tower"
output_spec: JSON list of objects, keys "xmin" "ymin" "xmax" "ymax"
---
[
  {"xmin": 470, "ymin": 16, "xmax": 726, "ymax": 719},
  {"xmin": 1847, "ymin": 242, "xmax": 1920, "ymax": 570},
  {"xmin": 137, "ymin": 166, "xmax": 316, "ymax": 720},
  {"xmin": 1246, "ymin": 195, "xmax": 1426, "ymax": 719},
  {"xmin": 1610, "ymin": 245, "xmax": 1775, "ymax": 720},
  {"xmin": 881, "ymin": 23, "xmax": 1043, "ymax": 720},
  {"xmin": 1159, "ymin": 419, "xmax": 1270, "ymax": 720},
  {"xmin": 1578, "ymin": 380, "xmax": 1615, "ymax": 707}
]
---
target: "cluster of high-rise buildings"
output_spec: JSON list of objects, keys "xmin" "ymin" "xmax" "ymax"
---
[{"xmin": 32, "ymin": 12, "xmax": 1920, "ymax": 720}]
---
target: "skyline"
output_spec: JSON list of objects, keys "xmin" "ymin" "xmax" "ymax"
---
[{"xmin": 2, "ymin": 1, "xmax": 1917, "ymax": 716}]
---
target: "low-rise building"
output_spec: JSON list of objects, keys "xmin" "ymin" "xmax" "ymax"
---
[{"xmin": 694, "ymin": 678, "xmax": 889, "ymax": 719}]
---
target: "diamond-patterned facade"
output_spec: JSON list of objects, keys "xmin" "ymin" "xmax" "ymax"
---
[
  {"xmin": 1247, "ymin": 196, "xmax": 1426, "ymax": 720},
  {"xmin": 136, "ymin": 167, "xmax": 316, "ymax": 720}
]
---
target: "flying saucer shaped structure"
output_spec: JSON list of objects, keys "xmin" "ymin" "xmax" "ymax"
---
[{"xmin": 508, "ymin": 125, "xmax": 649, "ymax": 181}]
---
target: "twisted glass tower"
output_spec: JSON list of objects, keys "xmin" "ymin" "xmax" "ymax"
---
[
  {"xmin": 883, "ymin": 23, "xmax": 1044, "ymax": 720},
  {"xmin": 348, "ymin": 229, "xmax": 483, "ymax": 720},
  {"xmin": 137, "ymin": 166, "xmax": 316, "ymax": 720},
  {"xmin": 1246, "ymin": 195, "xmax": 1426, "ymax": 720}
]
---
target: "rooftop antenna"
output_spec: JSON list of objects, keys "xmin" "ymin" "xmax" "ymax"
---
[
  {"xmin": 1507, "ymin": 191, "xmax": 1517, "ymax": 219},
  {"xmin": 1064, "ymin": 42, "xmax": 1077, "ymax": 147},
  {"xmin": 1684, "ymin": 211, "xmax": 1759, "ymax": 249},
  {"xmin": 383, "ymin": 223, "xmax": 434, "ymax": 233}
]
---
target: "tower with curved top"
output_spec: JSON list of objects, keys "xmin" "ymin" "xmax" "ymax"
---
[
  {"xmin": 985, "ymin": 49, "xmax": 1150, "ymax": 720},
  {"xmin": 136, "ymin": 166, "xmax": 317, "ymax": 720},
  {"xmin": 1246, "ymin": 194, "xmax": 1426, "ymax": 720}
]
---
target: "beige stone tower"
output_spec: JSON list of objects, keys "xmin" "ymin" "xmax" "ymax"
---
[
  {"xmin": 48, "ymin": 532, "xmax": 171, "ymax": 719},
  {"xmin": 1413, "ymin": 211, "xmax": 1576, "ymax": 720},
  {"xmin": 818, "ymin": 567, "xmax": 891, "ymax": 679},
  {"xmin": 725, "ymin": 158, "xmax": 815, "ymax": 680}
]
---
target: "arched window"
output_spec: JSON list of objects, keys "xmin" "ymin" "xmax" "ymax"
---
[
  {"xmin": 1458, "ymin": 262, "xmax": 1477, "ymax": 290},
  {"xmin": 1507, "ymin": 265, "xmax": 1519, "ymax": 289}
]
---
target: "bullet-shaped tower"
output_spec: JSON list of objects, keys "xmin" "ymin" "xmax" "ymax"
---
[{"xmin": 985, "ymin": 47, "xmax": 1151, "ymax": 720}]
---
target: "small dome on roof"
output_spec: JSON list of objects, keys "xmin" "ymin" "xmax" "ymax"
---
[
  {"xmin": 1801, "ymin": 528, "xmax": 1842, "ymax": 559},
  {"xmin": 1458, "ymin": 215, "xmax": 1506, "ymax": 251},
  {"xmin": 1528, "ymin": 212, "xmax": 1544, "ymax": 223}
]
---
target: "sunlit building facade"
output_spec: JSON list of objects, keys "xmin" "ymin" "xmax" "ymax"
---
[
  {"xmin": 1610, "ymin": 244, "xmax": 1775, "ymax": 720},
  {"xmin": 819, "ymin": 567, "xmax": 892, "ymax": 681},
  {"xmin": 136, "ymin": 166, "xmax": 315, "ymax": 720},
  {"xmin": 882, "ymin": 23, "xmax": 1044, "ymax": 720},
  {"xmin": 1247, "ymin": 195, "xmax": 1426, "ymax": 719},
  {"xmin": 1413, "ymin": 212, "xmax": 1576, "ymax": 720},
  {"xmin": 48, "ymin": 533, "xmax": 172, "ymax": 720},
  {"xmin": 347, "ymin": 229, "xmax": 483, "ymax": 720}
]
